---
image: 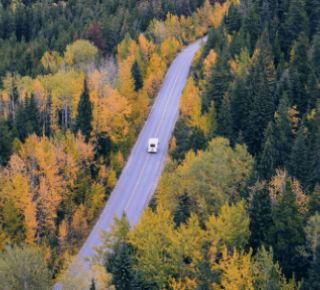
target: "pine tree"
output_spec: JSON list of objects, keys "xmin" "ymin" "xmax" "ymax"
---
[
  {"xmin": 302, "ymin": 245, "xmax": 320, "ymax": 290},
  {"xmin": 309, "ymin": 185, "xmax": 320, "ymax": 216},
  {"xmin": 89, "ymin": 279, "xmax": 96, "ymax": 290},
  {"xmin": 108, "ymin": 242, "xmax": 134, "ymax": 290},
  {"xmin": 131, "ymin": 60, "xmax": 143, "ymax": 91},
  {"xmin": 258, "ymin": 122, "xmax": 277, "ymax": 180},
  {"xmin": 288, "ymin": 127, "xmax": 311, "ymax": 189},
  {"xmin": 312, "ymin": 31, "xmax": 320, "ymax": 78},
  {"xmin": 75, "ymin": 79, "xmax": 93, "ymax": 141},
  {"xmin": 0, "ymin": 118, "xmax": 13, "ymax": 165},
  {"xmin": 288, "ymin": 33, "xmax": 311, "ymax": 115},
  {"xmin": 244, "ymin": 33, "xmax": 277, "ymax": 154},
  {"xmin": 270, "ymin": 179, "xmax": 305, "ymax": 277},
  {"xmin": 283, "ymin": 0, "xmax": 309, "ymax": 57},
  {"xmin": 309, "ymin": 113, "xmax": 320, "ymax": 189},
  {"xmin": 204, "ymin": 52, "xmax": 232, "ymax": 113},
  {"xmin": 249, "ymin": 182, "xmax": 273, "ymax": 250},
  {"xmin": 217, "ymin": 94, "xmax": 233, "ymax": 141},
  {"xmin": 305, "ymin": 0, "xmax": 320, "ymax": 37}
]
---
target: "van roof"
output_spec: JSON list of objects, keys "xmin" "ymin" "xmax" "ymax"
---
[{"xmin": 148, "ymin": 138, "xmax": 159, "ymax": 143}]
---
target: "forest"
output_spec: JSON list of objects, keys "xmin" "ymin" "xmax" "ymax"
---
[{"xmin": 1, "ymin": 0, "xmax": 320, "ymax": 289}]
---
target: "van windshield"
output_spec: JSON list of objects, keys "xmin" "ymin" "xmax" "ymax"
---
[{"xmin": 150, "ymin": 144, "xmax": 155, "ymax": 147}]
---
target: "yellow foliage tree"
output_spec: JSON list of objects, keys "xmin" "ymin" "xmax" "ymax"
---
[
  {"xmin": 180, "ymin": 77, "xmax": 202, "ymax": 128},
  {"xmin": 212, "ymin": 248, "xmax": 254, "ymax": 290}
]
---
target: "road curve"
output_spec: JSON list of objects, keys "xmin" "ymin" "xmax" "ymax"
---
[{"xmin": 55, "ymin": 38, "xmax": 206, "ymax": 289}]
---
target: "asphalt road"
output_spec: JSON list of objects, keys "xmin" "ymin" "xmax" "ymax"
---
[{"xmin": 55, "ymin": 38, "xmax": 205, "ymax": 289}]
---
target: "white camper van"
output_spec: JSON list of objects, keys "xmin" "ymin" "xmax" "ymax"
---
[{"xmin": 148, "ymin": 138, "xmax": 159, "ymax": 153}]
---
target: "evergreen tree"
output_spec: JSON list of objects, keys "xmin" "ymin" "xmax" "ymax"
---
[
  {"xmin": 270, "ymin": 179, "xmax": 305, "ymax": 277},
  {"xmin": 188, "ymin": 126, "xmax": 207, "ymax": 153},
  {"xmin": 89, "ymin": 279, "xmax": 96, "ymax": 290},
  {"xmin": 309, "ymin": 185, "xmax": 320, "ymax": 217},
  {"xmin": 302, "ymin": 245, "xmax": 320, "ymax": 290},
  {"xmin": 244, "ymin": 34, "xmax": 277, "ymax": 154},
  {"xmin": 309, "ymin": 113, "xmax": 320, "ymax": 189},
  {"xmin": 249, "ymin": 182, "xmax": 273, "ymax": 250},
  {"xmin": 110, "ymin": 242, "xmax": 134, "ymax": 290},
  {"xmin": 288, "ymin": 127, "xmax": 311, "ymax": 189},
  {"xmin": 217, "ymin": 94, "xmax": 233, "ymax": 141},
  {"xmin": 258, "ymin": 122, "xmax": 277, "ymax": 180},
  {"xmin": 224, "ymin": 3, "xmax": 241, "ymax": 34},
  {"xmin": 274, "ymin": 95, "xmax": 293, "ymax": 167},
  {"xmin": 131, "ymin": 60, "xmax": 143, "ymax": 91},
  {"xmin": 75, "ymin": 79, "xmax": 93, "ymax": 141},
  {"xmin": 305, "ymin": 0, "xmax": 320, "ymax": 37},
  {"xmin": 283, "ymin": 0, "xmax": 309, "ymax": 57},
  {"xmin": 0, "ymin": 118, "xmax": 13, "ymax": 165},
  {"xmin": 288, "ymin": 33, "xmax": 311, "ymax": 114},
  {"xmin": 312, "ymin": 30, "xmax": 320, "ymax": 78},
  {"xmin": 204, "ymin": 52, "xmax": 232, "ymax": 113}
]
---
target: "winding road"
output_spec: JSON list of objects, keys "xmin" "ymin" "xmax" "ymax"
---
[{"xmin": 55, "ymin": 38, "xmax": 206, "ymax": 289}]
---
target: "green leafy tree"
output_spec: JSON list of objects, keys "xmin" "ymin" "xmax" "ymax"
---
[
  {"xmin": 0, "ymin": 118, "xmax": 13, "ymax": 165},
  {"xmin": 0, "ymin": 245, "xmax": 52, "ymax": 290}
]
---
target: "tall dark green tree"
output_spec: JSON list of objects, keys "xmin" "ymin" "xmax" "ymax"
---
[
  {"xmin": 249, "ymin": 182, "xmax": 273, "ymax": 250},
  {"xmin": 283, "ymin": 0, "xmax": 309, "ymax": 57},
  {"xmin": 287, "ymin": 127, "xmax": 311, "ymax": 189},
  {"xmin": 270, "ymin": 179, "xmax": 305, "ymax": 277},
  {"xmin": 244, "ymin": 33, "xmax": 277, "ymax": 154},
  {"xmin": 0, "ymin": 118, "xmax": 13, "ymax": 165},
  {"xmin": 258, "ymin": 122, "xmax": 277, "ymax": 180},
  {"xmin": 75, "ymin": 79, "xmax": 93, "ymax": 141},
  {"xmin": 131, "ymin": 60, "xmax": 143, "ymax": 91},
  {"xmin": 203, "ymin": 52, "xmax": 232, "ymax": 113},
  {"xmin": 302, "ymin": 245, "xmax": 320, "ymax": 290},
  {"xmin": 309, "ymin": 185, "xmax": 320, "ymax": 217},
  {"xmin": 274, "ymin": 94, "xmax": 293, "ymax": 167}
]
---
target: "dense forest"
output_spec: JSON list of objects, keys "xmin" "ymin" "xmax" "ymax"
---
[
  {"xmin": 1, "ymin": 0, "xmax": 320, "ymax": 289},
  {"xmin": 97, "ymin": 0, "xmax": 320, "ymax": 290}
]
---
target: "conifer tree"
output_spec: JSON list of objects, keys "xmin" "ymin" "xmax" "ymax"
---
[
  {"xmin": 302, "ymin": 245, "xmax": 320, "ymax": 290},
  {"xmin": 288, "ymin": 128, "xmax": 311, "ymax": 189},
  {"xmin": 75, "ymin": 79, "xmax": 93, "ymax": 141},
  {"xmin": 249, "ymin": 182, "xmax": 273, "ymax": 250},
  {"xmin": 270, "ymin": 179, "xmax": 305, "ymax": 277},
  {"xmin": 258, "ymin": 122, "xmax": 277, "ymax": 180},
  {"xmin": 244, "ymin": 33, "xmax": 276, "ymax": 154},
  {"xmin": 131, "ymin": 60, "xmax": 143, "ymax": 91},
  {"xmin": 309, "ymin": 185, "xmax": 320, "ymax": 216},
  {"xmin": 204, "ymin": 52, "xmax": 232, "ymax": 113}
]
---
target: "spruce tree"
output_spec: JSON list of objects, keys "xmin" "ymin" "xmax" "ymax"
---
[
  {"xmin": 274, "ymin": 94, "xmax": 293, "ymax": 167},
  {"xmin": 244, "ymin": 33, "xmax": 276, "ymax": 154},
  {"xmin": 312, "ymin": 31, "xmax": 320, "ymax": 78},
  {"xmin": 204, "ymin": 52, "xmax": 232, "ymax": 113},
  {"xmin": 75, "ymin": 79, "xmax": 93, "ymax": 141},
  {"xmin": 309, "ymin": 113, "xmax": 320, "ymax": 189},
  {"xmin": 249, "ymin": 182, "xmax": 273, "ymax": 250},
  {"xmin": 89, "ymin": 279, "xmax": 96, "ymax": 290},
  {"xmin": 288, "ymin": 127, "xmax": 311, "ymax": 189},
  {"xmin": 309, "ymin": 185, "xmax": 320, "ymax": 216},
  {"xmin": 0, "ymin": 118, "xmax": 13, "ymax": 165},
  {"xmin": 283, "ymin": 0, "xmax": 309, "ymax": 57},
  {"xmin": 131, "ymin": 60, "xmax": 143, "ymax": 91},
  {"xmin": 258, "ymin": 122, "xmax": 277, "ymax": 180},
  {"xmin": 270, "ymin": 179, "xmax": 305, "ymax": 277},
  {"xmin": 302, "ymin": 245, "xmax": 320, "ymax": 290},
  {"xmin": 108, "ymin": 242, "xmax": 134, "ymax": 290}
]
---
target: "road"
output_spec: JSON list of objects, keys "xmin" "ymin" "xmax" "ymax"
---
[{"xmin": 55, "ymin": 38, "xmax": 205, "ymax": 289}]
